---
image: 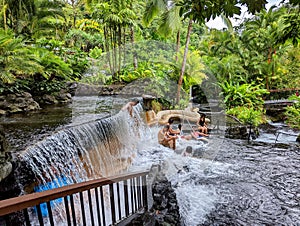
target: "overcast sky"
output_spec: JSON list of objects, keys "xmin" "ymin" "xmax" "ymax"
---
[{"xmin": 206, "ymin": 0, "xmax": 286, "ymax": 29}]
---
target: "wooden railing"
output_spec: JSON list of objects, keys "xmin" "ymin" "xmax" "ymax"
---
[{"xmin": 0, "ymin": 170, "xmax": 149, "ymax": 226}]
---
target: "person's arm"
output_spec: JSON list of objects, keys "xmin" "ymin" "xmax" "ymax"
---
[
  {"xmin": 198, "ymin": 131, "xmax": 209, "ymax": 137},
  {"xmin": 165, "ymin": 132, "xmax": 177, "ymax": 141},
  {"xmin": 169, "ymin": 127, "xmax": 180, "ymax": 135}
]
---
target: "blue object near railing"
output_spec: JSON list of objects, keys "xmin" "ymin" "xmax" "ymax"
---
[{"xmin": 33, "ymin": 176, "xmax": 69, "ymax": 217}]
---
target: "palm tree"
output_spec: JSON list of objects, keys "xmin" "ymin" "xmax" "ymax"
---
[
  {"xmin": 1, "ymin": 0, "xmax": 36, "ymax": 34},
  {"xmin": 175, "ymin": 0, "xmax": 268, "ymax": 104},
  {"xmin": 89, "ymin": 0, "xmax": 138, "ymax": 81},
  {"xmin": 0, "ymin": 30, "xmax": 42, "ymax": 83},
  {"xmin": 241, "ymin": 6, "xmax": 285, "ymax": 89},
  {"xmin": 143, "ymin": 0, "xmax": 182, "ymax": 61},
  {"xmin": 275, "ymin": 5, "xmax": 300, "ymax": 46},
  {"xmin": 30, "ymin": 0, "xmax": 67, "ymax": 39}
]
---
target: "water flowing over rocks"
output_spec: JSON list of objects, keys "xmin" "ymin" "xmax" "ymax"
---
[{"xmin": 127, "ymin": 166, "xmax": 180, "ymax": 226}]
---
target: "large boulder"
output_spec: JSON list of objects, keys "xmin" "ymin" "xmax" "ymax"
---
[
  {"xmin": 0, "ymin": 125, "xmax": 12, "ymax": 184},
  {"xmin": 0, "ymin": 92, "xmax": 40, "ymax": 115}
]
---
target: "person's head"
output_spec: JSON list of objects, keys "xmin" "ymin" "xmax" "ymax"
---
[
  {"xmin": 185, "ymin": 146, "xmax": 192, "ymax": 154},
  {"xmin": 178, "ymin": 124, "xmax": 182, "ymax": 131},
  {"xmin": 168, "ymin": 118, "xmax": 174, "ymax": 124},
  {"xmin": 163, "ymin": 125, "xmax": 170, "ymax": 132},
  {"xmin": 130, "ymin": 98, "xmax": 140, "ymax": 105},
  {"xmin": 131, "ymin": 101, "xmax": 139, "ymax": 106}
]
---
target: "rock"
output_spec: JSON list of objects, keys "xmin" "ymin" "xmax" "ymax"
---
[
  {"xmin": 74, "ymin": 83, "xmax": 124, "ymax": 96},
  {"xmin": 297, "ymin": 134, "xmax": 300, "ymax": 143},
  {"xmin": 15, "ymin": 97, "xmax": 27, "ymax": 108},
  {"xmin": 0, "ymin": 92, "xmax": 40, "ymax": 114},
  {"xmin": 8, "ymin": 105, "xmax": 22, "ymax": 113},
  {"xmin": 25, "ymin": 101, "xmax": 40, "ymax": 111},
  {"xmin": 21, "ymin": 92, "xmax": 32, "ymax": 99},
  {"xmin": 0, "ymin": 125, "xmax": 7, "ymax": 153},
  {"xmin": 54, "ymin": 91, "xmax": 72, "ymax": 103},
  {"xmin": 225, "ymin": 126, "xmax": 248, "ymax": 139},
  {"xmin": 66, "ymin": 82, "xmax": 78, "ymax": 96},
  {"xmin": 0, "ymin": 100, "xmax": 8, "ymax": 109},
  {"xmin": 0, "ymin": 162, "xmax": 12, "ymax": 181},
  {"xmin": 42, "ymin": 94, "xmax": 58, "ymax": 104},
  {"xmin": 6, "ymin": 94, "xmax": 16, "ymax": 101},
  {"xmin": 125, "ymin": 165, "xmax": 180, "ymax": 226}
]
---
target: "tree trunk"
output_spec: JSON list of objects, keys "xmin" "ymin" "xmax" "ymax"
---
[
  {"xmin": 104, "ymin": 27, "xmax": 113, "ymax": 75},
  {"xmin": 110, "ymin": 27, "xmax": 116, "ymax": 78},
  {"xmin": 131, "ymin": 26, "xmax": 138, "ymax": 70},
  {"xmin": 3, "ymin": 3, "xmax": 7, "ymax": 31},
  {"xmin": 176, "ymin": 19, "xmax": 193, "ymax": 104},
  {"xmin": 175, "ymin": 30, "xmax": 180, "ymax": 62},
  {"xmin": 123, "ymin": 27, "xmax": 126, "ymax": 65},
  {"xmin": 118, "ymin": 24, "xmax": 122, "ymax": 74},
  {"xmin": 113, "ymin": 26, "xmax": 118, "ymax": 80}
]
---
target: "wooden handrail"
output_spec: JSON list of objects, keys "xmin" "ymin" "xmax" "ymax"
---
[{"xmin": 0, "ymin": 170, "xmax": 149, "ymax": 216}]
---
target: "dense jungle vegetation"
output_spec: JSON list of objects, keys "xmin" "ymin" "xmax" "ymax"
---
[{"xmin": 0, "ymin": 0, "xmax": 299, "ymax": 128}]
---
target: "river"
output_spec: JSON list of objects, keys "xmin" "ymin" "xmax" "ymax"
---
[{"xmin": 1, "ymin": 96, "xmax": 299, "ymax": 226}]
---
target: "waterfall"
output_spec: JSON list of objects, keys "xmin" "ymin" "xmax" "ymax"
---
[{"xmin": 17, "ymin": 104, "xmax": 147, "ymax": 193}]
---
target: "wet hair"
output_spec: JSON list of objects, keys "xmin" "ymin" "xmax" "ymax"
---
[
  {"xmin": 178, "ymin": 124, "xmax": 182, "ymax": 131},
  {"xmin": 130, "ymin": 98, "xmax": 140, "ymax": 104},
  {"xmin": 168, "ymin": 118, "xmax": 174, "ymax": 124},
  {"xmin": 164, "ymin": 125, "xmax": 170, "ymax": 130},
  {"xmin": 200, "ymin": 113, "xmax": 206, "ymax": 118},
  {"xmin": 185, "ymin": 146, "xmax": 192, "ymax": 154}
]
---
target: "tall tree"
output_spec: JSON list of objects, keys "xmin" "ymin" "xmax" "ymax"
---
[
  {"xmin": 1, "ymin": 0, "xmax": 36, "ymax": 34},
  {"xmin": 89, "ymin": 0, "xmax": 137, "ymax": 81},
  {"xmin": 143, "ymin": 0, "xmax": 182, "ymax": 61},
  {"xmin": 173, "ymin": 0, "xmax": 268, "ymax": 104},
  {"xmin": 242, "ymin": 6, "xmax": 285, "ymax": 89}
]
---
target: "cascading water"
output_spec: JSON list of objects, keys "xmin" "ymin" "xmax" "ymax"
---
[{"xmin": 16, "ymin": 104, "xmax": 148, "ymax": 194}]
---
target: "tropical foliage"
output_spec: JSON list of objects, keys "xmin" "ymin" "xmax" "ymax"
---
[
  {"xmin": 227, "ymin": 106, "xmax": 266, "ymax": 127},
  {"xmin": 285, "ymin": 95, "xmax": 300, "ymax": 129},
  {"xmin": 219, "ymin": 82, "xmax": 269, "ymax": 110},
  {"xmin": 0, "ymin": 0, "xmax": 299, "ymax": 127}
]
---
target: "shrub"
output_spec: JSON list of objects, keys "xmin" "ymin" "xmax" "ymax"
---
[
  {"xmin": 227, "ymin": 106, "xmax": 266, "ymax": 126},
  {"xmin": 219, "ymin": 81, "xmax": 269, "ymax": 109},
  {"xmin": 285, "ymin": 94, "xmax": 300, "ymax": 129}
]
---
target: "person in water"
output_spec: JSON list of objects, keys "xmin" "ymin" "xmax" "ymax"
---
[
  {"xmin": 177, "ymin": 124, "xmax": 192, "ymax": 140},
  {"xmin": 167, "ymin": 118, "xmax": 181, "ymax": 136},
  {"xmin": 197, "ymin": 113, "xmax": 208, "ymax": 134},
  {"xmin": 121, "ymin": 100, "xmax": 139, "ymax": 117},
  {"xmin": 158, "ymin": 125, "xmax": 178, "ymax": 150},
  {"xmin": 182, "ymin": 146, "xmax": 193, "ymax": 157},
  {"xmin": 191, "ymin": 130, "xmax": 209, "ymax": 139}
]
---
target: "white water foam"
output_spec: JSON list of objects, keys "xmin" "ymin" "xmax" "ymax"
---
[{"xmin": 130, "ymin": 126, "xmax": 231, "ymax": 226}]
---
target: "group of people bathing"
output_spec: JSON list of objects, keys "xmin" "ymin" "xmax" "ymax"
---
[{"xmin": 157, "ymin": 113, "xmax": 209, "ymax": 150}]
